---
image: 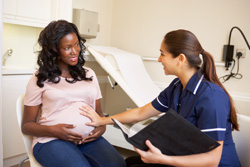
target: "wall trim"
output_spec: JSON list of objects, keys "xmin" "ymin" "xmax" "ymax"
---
[
  {"xmin": 229, "ymin": 92, "xmax": 250, "ymax": 102},
  {"xmin": 97, "ymin": 76, "xmax": 250, "ymax": 103},
  {"xmin": 142, "ymin": 57, "xmax": 225, "ymax": 67}
]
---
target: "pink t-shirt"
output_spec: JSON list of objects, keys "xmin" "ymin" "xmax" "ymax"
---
[{"xmin": 24, "ymin": 67, "xmax": 102, "ymax": 147}]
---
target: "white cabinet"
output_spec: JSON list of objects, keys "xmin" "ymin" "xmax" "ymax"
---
[
  {"xmin": 3, "ymin": 0, "xmax": 72, "ymax": 28},
  {"xmin": 3, "ymin": 0, "xmax": 51, "ymax": 27},
  {"xmin": 16, "ymin": 0, "xmax": 51, "ymax": 23},
  {"xmin": 51, "ymin": 0, "xmax": 73, "ymax": 23},
  {"xmin": 2, "ymin": 74, "xmax": 32, "ymax": 159},
  {"xmin": 3, "ymin": 0, "xmax": 17, "ymax": 17}
]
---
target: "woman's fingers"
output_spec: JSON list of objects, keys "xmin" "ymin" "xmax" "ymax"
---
[
  {"xmin": 79, "ymin": 105, "xmax": 96, "ymax": 119},
  {"xmin": 134, "ymin": 146, "xmax": 145, "ymax": 155},
  {"xmin": 79, "ymin": 105, "xmax": 101, "ymax": 127},
  {"xmin": 145, "ymin": 140, "xmax": 153, "ymax": 149},
  {"xmin": 61, "ymin": 124, "xmax": 83, "ymax": 141},
  {"xmin": 79, "ymin": 105, "xmax": 94, "ymax": 113}
]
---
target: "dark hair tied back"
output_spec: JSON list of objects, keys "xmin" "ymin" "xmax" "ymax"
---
[{"xmin": 164, "ymin": 29, "xmax": 239, "ymax": 131}]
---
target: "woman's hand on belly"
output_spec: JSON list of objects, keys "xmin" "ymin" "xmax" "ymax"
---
[
  {"xmin": 49, "ymin": 123, "xmax": 83, "ymax": 143},
  {"xmin": 81, "ymin": 125, "xmax": 106, "ymax": 143}
]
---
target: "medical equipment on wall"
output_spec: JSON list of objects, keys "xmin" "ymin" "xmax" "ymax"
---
[{"xmin": 73, "ymin": 9, "xmax": 98, "ymax": 39}]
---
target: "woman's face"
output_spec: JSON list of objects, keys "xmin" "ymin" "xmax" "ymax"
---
[
  {"xmin": 57, "ymin": 33, "xmax": 80, "ymax": 69},
  {"xmin": 158, "ymin": 40, "xmax": 179, "ymax": 75}
]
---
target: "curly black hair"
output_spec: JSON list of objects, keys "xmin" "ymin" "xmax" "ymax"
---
[{"xmin": 36, "ymin": 20, "xmax": 92, "ymax": 87}]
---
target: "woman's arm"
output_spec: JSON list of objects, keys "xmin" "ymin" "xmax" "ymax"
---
[
  {"xmin": 135, "ymin": 140, "xmax": 223, "ymax": 167},
  {"xmin": 22, "ymin": 105, "xmax": 83, "ymax": 143},
  {"xmin": 80, "ymin": 102, "xmax": 162, "ymax": 127}
]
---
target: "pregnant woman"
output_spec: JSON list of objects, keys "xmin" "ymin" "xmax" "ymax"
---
[{"xmin": 22, "ymin": 20, "xmax": 126, "ymax": 167}]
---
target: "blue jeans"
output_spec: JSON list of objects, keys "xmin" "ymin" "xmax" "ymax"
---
[{"xmin": 33, "ymin": 137, "xmax": 126, "ymax": 167}]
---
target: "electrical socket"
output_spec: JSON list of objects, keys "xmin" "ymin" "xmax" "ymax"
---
[{"xmin": 236, "ymin": 49, "xmax": 246, "ymax": 58}]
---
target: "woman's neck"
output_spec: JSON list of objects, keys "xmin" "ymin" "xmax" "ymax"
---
[
  {"xmin": 60, "ymin": 67, "xmax": 72, "ymax": 78},
  {"xmin": 178, "ymin": 68, "xmax": 197, "ymax": 91},
  {"xmin": 57, "ymin": 63, "xmax": 71, "ymax": 77}
]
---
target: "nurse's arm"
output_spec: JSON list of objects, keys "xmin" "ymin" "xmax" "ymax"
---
[
  {"xmin": 80, "ymin": 102, "xmax": 162, "ymax": 127},
  {"xmin": 136, "ymin": 140, "xmax": 223, "ymax": 167},
  {"xmin": 82, "ymin": 99, "xmax": 106, "ymax": 143}
]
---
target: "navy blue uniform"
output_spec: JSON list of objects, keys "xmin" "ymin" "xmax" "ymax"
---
[{"xmin": 151, "ymin": 72, "xmax": 241, "ymax": 166}]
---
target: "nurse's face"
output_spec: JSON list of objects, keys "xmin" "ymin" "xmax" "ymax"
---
[
  {"xmin": 57, "ymin": 33, "xmax": 81, "ymax": 69},
  {"xmin": 158, "ymin": 40, "xmax": 178, "ymax": 75}
]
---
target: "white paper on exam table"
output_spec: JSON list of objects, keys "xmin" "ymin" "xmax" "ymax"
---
[{"xmin": 89, "ymin": 46, "xmax": 161, "ymax": 106}]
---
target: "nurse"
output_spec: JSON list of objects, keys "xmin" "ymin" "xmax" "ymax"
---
[{"xmin": 81, "ymin": 29, "xmax": 241, "ymax": 167}]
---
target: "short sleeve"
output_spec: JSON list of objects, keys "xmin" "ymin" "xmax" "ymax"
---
[
  {"xmin": 151, "ymin": 88, "xmax": 170, "ymax": 112},
  {"xmin": 151, "ymin": 78, "xmax": 180, "ymax": 112},
  {"xmin": 24, "ymin": 73, "xmax": 44, "ymax": 106},
  {"xmin": 195, "ymin": 88, "xmax": 230, "ymax": 141}
]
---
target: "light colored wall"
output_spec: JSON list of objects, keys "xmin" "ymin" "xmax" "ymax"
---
[{"xmin": 110, "ymin": 0, "xmax": 250, "ymax": 95}]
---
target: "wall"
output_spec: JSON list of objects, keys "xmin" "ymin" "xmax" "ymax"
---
[
  {"xmin": 110, "ymin": 0, "xmax": 250, "ymax": 115},
  {"xmin": 111, "ymin": 0, "xmax": 250, "ymax": 89}
]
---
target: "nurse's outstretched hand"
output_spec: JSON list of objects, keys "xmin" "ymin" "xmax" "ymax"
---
[{"xmin": 80, "ymin": 105, "xmax": 103, "ymax": 127}]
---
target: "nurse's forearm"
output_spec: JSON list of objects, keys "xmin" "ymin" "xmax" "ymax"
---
[
  {"xmin": 157, "ymin": 141, "xmax": 223, "ymax": 167},
  {"xmin": 106, "ymin": 103, "xmax": 161, "ymax": 125}
]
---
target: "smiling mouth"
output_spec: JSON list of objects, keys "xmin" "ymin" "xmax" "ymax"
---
[{"xmin": 70, "ymin": 57, "xmax": 78, "ymax": 62}]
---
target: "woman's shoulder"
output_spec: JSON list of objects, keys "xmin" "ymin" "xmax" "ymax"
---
[
  {"xmin": 83, "ymin": 66, "xmax": 93, "ymax": 72},
  {"xmin": 83, "ymin": 66, "xmax": 97, "ymax": 77},
  {"xmin": 29, "ymin": 71, "xmax": 50, "ymax": 87},
  {"xmin": 203, "ymin": 80, "xmax": 224, "ymax": 92},
  {"xmin": 29, "ymin": 71, "xmax": 39, "ymax": 81},
  {"xmin": 26, "ymin": 71, "xmax": 44, "ymax": 91},
  {"xmin": 201, "ymin": 81, "xmax": 229, "ymax": 99}
]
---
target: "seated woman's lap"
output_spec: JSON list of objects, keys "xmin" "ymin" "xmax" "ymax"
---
[
  {"xmin": 79, "ymin": 136, "xmax": 126, "ymax": 167},
  {"xmin": 33, "ymin": 137, "xmax": 126, "ymax": 167}
]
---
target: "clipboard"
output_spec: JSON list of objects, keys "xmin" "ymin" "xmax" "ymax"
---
[{"xmin": 112, "ymin": 109, "xmax": 220, "ymax": 155}]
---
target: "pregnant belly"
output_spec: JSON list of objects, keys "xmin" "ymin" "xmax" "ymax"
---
[{"xmin": 40, "ymin": 102, "xmax": 94, "ymax": 138}]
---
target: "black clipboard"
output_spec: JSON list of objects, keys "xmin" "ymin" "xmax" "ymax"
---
[{"xmin": 112, "ymin": 109, "xmax": 220, "ymax": 155}]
